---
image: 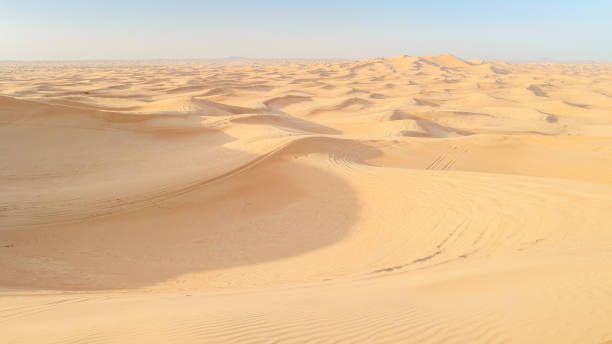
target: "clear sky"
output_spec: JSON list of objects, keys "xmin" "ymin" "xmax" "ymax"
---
[{"xmin": 2, "ymin": 0, "xmax": 611, "ymax": 61}]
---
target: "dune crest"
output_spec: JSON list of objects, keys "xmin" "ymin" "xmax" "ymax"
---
[
  {"xmin": 2, "ymin": 56, "xmax": 612, "ymax": 344},
  {"xmin": 420, "ymin": 53, "xmax": 474, "ymax": 67}
]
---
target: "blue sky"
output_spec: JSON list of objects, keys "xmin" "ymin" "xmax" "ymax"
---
[{"xmin": 1, "ymin": 0, "xmax": 611, "ymax": 61}]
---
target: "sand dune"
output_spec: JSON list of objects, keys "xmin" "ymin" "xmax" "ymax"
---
[{"xmin": 1, "ymin": 55, "xmax": 612, "ymax": 343}]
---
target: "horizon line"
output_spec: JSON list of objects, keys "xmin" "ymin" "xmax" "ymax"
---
[{"xmin": 0, "ymin": 54, "xmax": 610, "ymax": 64}]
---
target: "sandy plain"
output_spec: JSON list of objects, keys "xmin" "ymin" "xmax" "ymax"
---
[{"xmin": 1, "ymin": 54, "xmax": 612, "ymax": 343}]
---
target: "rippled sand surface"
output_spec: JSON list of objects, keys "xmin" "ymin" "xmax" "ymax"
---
[{"xmin": 2, "ymin": 54, "xmax": 612, "ymax": 343}]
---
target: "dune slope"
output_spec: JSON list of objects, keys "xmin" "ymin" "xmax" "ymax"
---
[{"xmin": 1, "ymin": 55, "xmax": 612, "ymax": 343}]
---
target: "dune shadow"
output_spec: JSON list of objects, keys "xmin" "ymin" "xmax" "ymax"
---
[
  {"xmin": 231, "ymin": 113, "xmax": 342, "ymax": 135},
  {"xmin": 309, "ymin": 97, "xmax": 373, "ymax": 115},
  {"xmin": 0, "ymin": 97, "xmax": 380, "ymax": 290},
  {"xmin": 385, "ymin": 110, "xmax": 473, "ymax": 138},
  {"xmin": 527, "ymin": 84, "xmax": 548, "ymax": 97}
]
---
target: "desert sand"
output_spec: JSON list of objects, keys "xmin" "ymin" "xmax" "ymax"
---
[{"xmin": 1, "ymin": 54, "xmax": 612, "ymax": 343}]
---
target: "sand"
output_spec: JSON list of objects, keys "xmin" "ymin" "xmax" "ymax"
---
[{"xmin": 1, "ymin": 54, "xmax": 612, "ymax": 343}]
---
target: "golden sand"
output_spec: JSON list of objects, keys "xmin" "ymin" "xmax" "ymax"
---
[{"xmin": 1, "ymin": 55, "xmax": 612, "ymax": 343}]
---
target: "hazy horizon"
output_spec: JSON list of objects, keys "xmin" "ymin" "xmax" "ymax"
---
[
  {"xmin": 1, "ymin": 54, "xmax": 611, "ymax": 64},
  {"xmin": 2, "ymin": 0, "xmax": 611, "ymax": 62}
]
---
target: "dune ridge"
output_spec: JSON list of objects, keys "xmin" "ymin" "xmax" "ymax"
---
[{"xmin": 2, "ymin": 54, "xmax": 612, "ymax": 343}]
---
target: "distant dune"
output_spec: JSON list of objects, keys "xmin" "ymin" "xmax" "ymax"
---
[{"xmin": 2, "ymin": 55, "xmax": 612, "ymax": 343}]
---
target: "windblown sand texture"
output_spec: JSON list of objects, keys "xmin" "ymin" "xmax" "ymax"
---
[{"xmin": 2, "ymin": 54, "xmax": 612, "ymax": 343}]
